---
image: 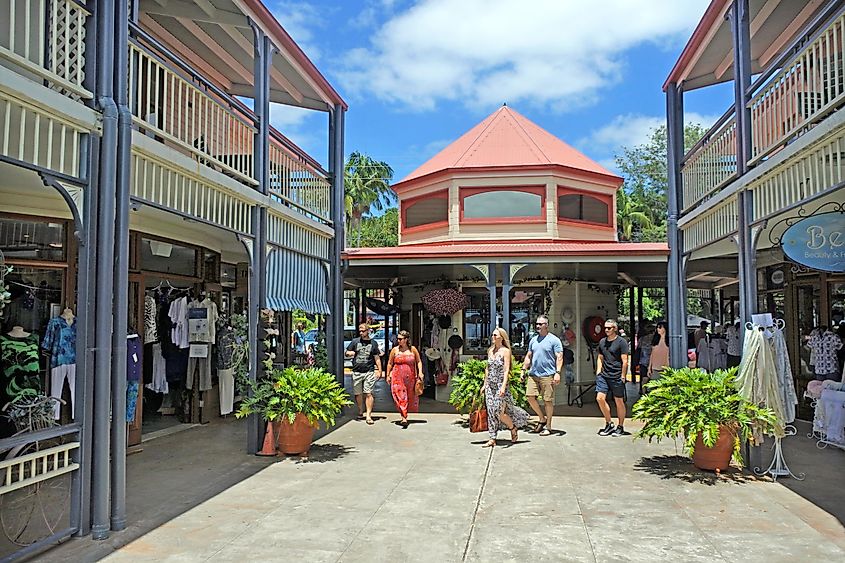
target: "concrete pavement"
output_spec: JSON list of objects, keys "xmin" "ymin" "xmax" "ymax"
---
[{"xmin": 41, "ymin": 409, "xmax": 845, "ymax": 563}]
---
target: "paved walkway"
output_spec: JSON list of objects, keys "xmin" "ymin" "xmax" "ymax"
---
[{"xmin": 42, "ymin": 410, "xmax": 845, "ymax": 562}]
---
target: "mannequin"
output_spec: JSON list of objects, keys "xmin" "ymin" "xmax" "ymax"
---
[
  {"xmin": 7, "ymin": 326, "xmax": 30, "ymax": 338},
  {"xmin": 43, "ymin": 309, "xmax": 78, "ymax": 419}
]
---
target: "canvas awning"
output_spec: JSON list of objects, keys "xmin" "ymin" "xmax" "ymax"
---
[{"xmin": 266, "ymin": 248, "xmax": 330, "ymax": 314}]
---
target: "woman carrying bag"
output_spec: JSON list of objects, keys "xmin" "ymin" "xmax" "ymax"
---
[
  {"xmin": 386, "ymin": 330, "xmax": 424, "ymax": 428},
  {"xmin": 482, "ymin": 327, "xmax": 529, "ymax": 447}
]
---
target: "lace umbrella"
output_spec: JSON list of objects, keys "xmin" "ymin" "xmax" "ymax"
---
[{"xmin": 421, "ymin": 288, "xmax": 469, "ymax": 316}]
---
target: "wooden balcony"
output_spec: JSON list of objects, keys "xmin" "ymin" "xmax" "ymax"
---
[{"xmin": 680, "ymin": 8, "xmax": 845, "ymax": 212}]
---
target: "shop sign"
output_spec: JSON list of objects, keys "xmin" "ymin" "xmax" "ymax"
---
[{"xmin": 781, "ymin": 212, "xmax": 845, "ymax": 273}]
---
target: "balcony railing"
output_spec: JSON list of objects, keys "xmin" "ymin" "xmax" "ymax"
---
[
  {"xmin": 680, "ymin": 110, "xmax": 737, "ymax": 211},
  {"xmin": 749, "ymin": 12, "xmax": 845, "ymax": 164},
  {"xmin": 127, "ymin": 26, "xmax": 332, "ymax": 222},
  {"xmin": 0, "ymin": 0, "xmax": 91, "ymax": 99},
  {"xmin": 680, "ymin": 9, "xmax": 845, "ymax": 211}
]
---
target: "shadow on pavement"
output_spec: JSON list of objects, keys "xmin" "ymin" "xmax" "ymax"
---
[
  {"xmin": 294, "ymin": 443, "xmax": 356, "ymax": 464},
  {"xmin": 634, "ymin": 455, "xmax": 759, "ymax": 485}
]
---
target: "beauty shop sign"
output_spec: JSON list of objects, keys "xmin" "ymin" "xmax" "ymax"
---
[{"xmin": 782, "ymin": 212, "xmax": 845, "ymax": 273}]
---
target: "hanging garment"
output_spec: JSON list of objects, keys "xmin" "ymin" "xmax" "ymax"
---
[
  {"xmin": 146, "ymin": 342, "xmax": 169, "ymax": 394},
  {"xmin": 168, "ymin": 296, "xmax": 190, "ymax": 349},
  {"xmin": 49, "ymin": 364, "xmax": 75, "ymax": 419},
  {"xmin": 808, "ymin": 330, "xmax": 842, "ymax": 378},
  {"xmin": 126, "ymin": 335, "xmax": 141, "ymax": 422},
  {"xmin": 737, "ymin": 325, "xmax": 785, "ymax": 442},
  {"xmin": 186, "ymin": 356, "xmax": 212, "ymax": 391},
  {"xmin": 0, "ymin": 333, "xmax": 42, "ymax": 435},
  {"xmin": 42, "ymin": 316, "xmax": 76, "ymax": 368},
  {"xmin": 188, "ymin": 298, "xmax": 219, "ymax": 343},
  {"xmin": 144, "ymin": 295, "xmax": 159, "ymax": 344},
  {"xmin": 771, "ymin": 328, "xmax": 797, "ymax": 424},
  {"xmin": 696, "ymin": 335, "xmax": 714, "ymax": 372},
  {"xmin": 819, "ymin": 388, "xmax": 845, "ymax": 445},
  {"xmin": 218, "ymin": 368, "xmax": 235, "ymax": 415},
  {"xmin": 709, "ymin": 337, "xmax": 727, "ymax": 371}
]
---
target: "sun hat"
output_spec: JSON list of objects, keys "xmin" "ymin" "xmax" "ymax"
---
[
  {"xmin": 448, "ymin": 334, "xmax": 464, "ymax": 350},
  {"xmin": 424, "ymin": 347, "xmax": 441, "ymax": 361}
]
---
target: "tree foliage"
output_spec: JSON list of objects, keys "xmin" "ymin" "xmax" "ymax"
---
[
  {"xmin": 614, "ymin": 123, "xmax": 707, "ymax": 242},
  {"xmin": 344, "ymin": 151, "xmax": 394, "ymax": 247},
  {"xmin": 357, "ymin": 208, "xmax": 399, "ymax": 247}
]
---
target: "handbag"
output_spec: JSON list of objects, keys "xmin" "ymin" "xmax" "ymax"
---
[
  {"xmin": 415, "ymin": 379, "xmax": 424, "ymax": 396},
  {"xmin": 434, "ymin": 372, "xmax": 449, "ymax": 385},
  {"xmin": 469, "ymin": 408, "xmax": 488, "ymax": 433}
]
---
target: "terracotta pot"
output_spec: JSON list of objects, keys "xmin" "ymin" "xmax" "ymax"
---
[
  {"xmin": 272, "ymin": 413, "xmax": 316, "ymax": 456},
  {"xmin": 692, "ymin": 426, "xmax": 735, "ymax": 471}
]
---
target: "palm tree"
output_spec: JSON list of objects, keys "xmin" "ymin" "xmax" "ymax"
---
[
  {"xmin": 616, "ymin": 188, "xmax": 653, "ymax": 241},
  {"xmin": 344, "ymin": 152, "xmax": 394, "ymax": 246}
]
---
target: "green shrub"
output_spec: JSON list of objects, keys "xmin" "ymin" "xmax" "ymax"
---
[
  {"xmin": 236, "ymin": 366, "xmax": 351, "ymax": 427},
  {"xmin": 631, "ymin": 367, "xmax": 777, "ymax": 466}
]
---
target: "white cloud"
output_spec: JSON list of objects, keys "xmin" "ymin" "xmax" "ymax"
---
[
  {"xmin": 269, "ymin": 103, "xmax": 326, "ymax": 166},
  {"xmin": 337, "ymin": 0, "xmax": 709, "ymax": 111},
  {"xmin": 580, "ymin": 111, "xmax": 721, "ymax": 160},
  {"xmin": 268, "ymin": 1, "xmax": 325, "ymax": 61}
]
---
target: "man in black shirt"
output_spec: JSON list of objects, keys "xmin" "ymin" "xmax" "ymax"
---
[
  {"xmin": 345, "ymin": 323, "xmax": 382, "ymax": 425},
  {"xmin": 596, "ymin": 318, "xmax": 629, "ymax": 437}
]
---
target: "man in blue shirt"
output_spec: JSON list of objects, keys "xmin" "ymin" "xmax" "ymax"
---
[{"xmin": 521, "ymin": 315, "xmax": 563, "ymax": 436}]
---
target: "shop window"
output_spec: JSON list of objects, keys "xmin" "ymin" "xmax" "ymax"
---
[
  {"xmin": 558, "ymin": 193, "xmax": 610, "ymax": 224},
  {"xmin": 1, "ymin": 266, "xmax": 64, "ymax": 335},
  {"xmin": 221, "ymin": 263, "xmax": 237, "ymax": 288},
  {"xmin": 0, "ymin": 217, "xmax": 66, "ymax": 261},
  {"xmin": 509, "ymin": 288, "xmax": 545, "ymax": 351},
  {"xmin": 463, "ymin": 190, "xmax": 542, "ymax": 219},
  {"xmin": 404, "ymin": 196, "xmax": 448, "ymax": 228},
  {"xmin": 203, "ymin": 251, "xmax": 221, "ymax": 283},
  {"xmin": 139, "ymin": 237, "xmax": 197, "ymax": 277},
  {"xmin": 463, "ymin": 289, "xmax": 491, "ymax": 353}
]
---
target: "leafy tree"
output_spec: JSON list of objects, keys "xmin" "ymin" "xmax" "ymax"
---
[
  {"xmin": 357, "ymin": 208, "xmax": 399, "ymax": 247},
  {"xmin": 344, "ymin": 152, "xmax": 394, "ymax": 246},
  {"xmin": 614, "ymin": 123, "xmax": 707, "ymax": 242},
  {"xmin": 616, "ymin": 188, "xmax": 653, "ymax": 241}
]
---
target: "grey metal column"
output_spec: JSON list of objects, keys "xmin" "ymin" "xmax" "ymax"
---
[
  {"xmin": 328, "ymin": 105, "xmax": 346, "ymax": 384},
  {"xmin": 731, "ymin": 0, "xmax": 756, "ymax": 330},
  {"xmin": 109, "ymin": 0, "xmax": 131, "ymax": 531},
  {"xmin": 70, "ymin": 135, "xmax": 99, "ymax": 536},
  {"xmin": 487, "ymin": 263, "xmax": 497, "ymax": 335},
  {"xmin": 245, "ymin": 218, "xmax": 260, "ymax": 454},
  {"xmin": 501, "ymin": 263, "xmax": 511, "ymax": 337},
  {"xmin": 666, "ymin": 82, "xmax": 687, "ymax": 368},
  {"xmin": 92, "ymin": 0, "xmax": 118, "ymax": 541}
]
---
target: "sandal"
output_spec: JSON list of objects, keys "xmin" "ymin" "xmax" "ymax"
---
[
  {"xmin": 366, "ymin": 417, "xmax": 374, "ymax": 425},
  {"xmin": 482, "ymin": 440, "xmax": 496, "ymax": 447},
  {"xmin": 510, "ymin": 426, "xmax": 518, "ymax": 442},
  {"xmin": 533, "ymin": 421, "xmax": 546, "ymax": 433}
]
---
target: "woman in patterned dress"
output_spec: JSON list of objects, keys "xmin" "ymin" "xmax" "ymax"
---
[
  {"xmin": 483, "ymin": 328, "xmax": 529, "ymax": 447},
  {"xmin": 386, "ymin": 330, "xmax": 423, "ymax": 428}
]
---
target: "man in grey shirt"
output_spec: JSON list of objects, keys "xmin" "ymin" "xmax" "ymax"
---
[{"xmin": 521, "ymin": 315, "xmax": 563, "ymax": 436}]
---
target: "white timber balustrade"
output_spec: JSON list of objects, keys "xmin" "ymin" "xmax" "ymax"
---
[
  {"xmin": 681, "ymin": 113, "xmax": 738, "ymax": 212},
  {"xmin": 749, "ymin": 13, "xmax": 845, "ymax": 165},
  {"xmin": 0, "ymin": 0, "xmax": 91, "ymax": 99},
  {"xmin": 268, "ymin": 134, "xmax": 331, "ymax": 221},
  {"xmin": 128, "ymin": 41, "xmax": 258, "ymax": 187}
]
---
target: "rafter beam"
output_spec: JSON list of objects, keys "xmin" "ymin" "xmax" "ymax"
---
[
  {"xmin": 687, "ymin": 271, "xmax": 715, "ymax": 282},
  {"xmin": 759, "ymin": 0, "xmax": 824, "ymax": 69},
  {"xmin": 177, "ymin": 17, "xmax": 254, "ymax": 85},
  {"xmin": 715, "ymin": 0, "xmax": 782, "ymax": 80},
  {"xmin": 140, "ymin": 14, "xmax": 233, "ymax": 90},
  {"xmin": 139, "ymin": 0, "xmax": 248, "ymax": 27},
  {"xmin": 219, "ymin": 24, "xmax": 304, "ymax": 103}
]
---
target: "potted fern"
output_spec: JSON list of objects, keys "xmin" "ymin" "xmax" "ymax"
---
[
  {"xmin": 631, "ymin": 367, "xmax": 777, "ymax": 471},
  {"xmin": 236, "ymin": 366, "xmax": 351, "ymax": 457}
]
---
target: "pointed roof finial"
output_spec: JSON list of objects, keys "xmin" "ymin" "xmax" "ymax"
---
[{"xmin": 503, "ymin": 102, "xmax": 507, "ymax": 107}]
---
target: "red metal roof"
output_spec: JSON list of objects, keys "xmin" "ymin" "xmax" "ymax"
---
[
  {"xmin": 394, "ymin": 106, "xmax": 620, "ymax": 189},
  {"xmin": 662, "ymin": 0, "xmax": 728, "ymax": 91},
  {"xmin": 344, "ymin": 240, "xmax": 668, "ymax": 260}
]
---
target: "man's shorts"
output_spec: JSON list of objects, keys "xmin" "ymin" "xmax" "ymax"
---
[
  {"xmin": 595, "ymin": 374, "xmax": 625, "ymax": 398},
  {"xmin": 352, "ymin": 370, "xmax": 377, "ymax": 395},
  {"xmin": 525, "ymin": 375, "xmax": 555, "ymax": 402}
]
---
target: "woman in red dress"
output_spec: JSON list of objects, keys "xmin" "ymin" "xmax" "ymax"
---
[{"xmin": 385, "ymin": 330, "xmax": 424, "ymax": 428}]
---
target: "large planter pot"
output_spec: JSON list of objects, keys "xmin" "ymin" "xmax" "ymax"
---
[
  {"xmin": 692, "ymin": 426, "xmax": 735, "ymax": 471},
  {"xmin": 273, "ymin": 413, "xmax": 316, "ymax": 457}
]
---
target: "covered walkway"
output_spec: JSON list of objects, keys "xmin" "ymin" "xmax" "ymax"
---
[{"xmin": 37, "ymin": 398, "xmax": 845, "ymax": 562}]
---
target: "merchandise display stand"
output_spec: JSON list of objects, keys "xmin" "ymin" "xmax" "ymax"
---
[{"xmin": 754, "ymin": 424, "xmax": 805, "ymax": 481}]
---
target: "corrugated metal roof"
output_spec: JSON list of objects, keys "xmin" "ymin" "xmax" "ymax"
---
[
  {"xmin": 344, "ymin": 240, "xmax": 668, "ymax": 260},
  {"xmin": 395, "ymin": 106, "xmax": 620, "ymax": 187}
]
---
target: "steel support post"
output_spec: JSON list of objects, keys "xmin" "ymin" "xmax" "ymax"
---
[
  {"xmin": 666, "ymin": 82, "xmax": 687, "ymax": 368},
  {"xmin": 502, "ymin": 263, "xmax": 511, "ymax": 337},
  {"xmin": 91, "ymin": 0, "xmax": 117, "ymax": 539},
  {"xmin": 487, "ymin": 264, "xmax": 497, "ymax": 335},
  {"xmin": 109, "ymin": 0, "xmax": 131, "ymax": 531},
  {"xmin": 328, "ymin": 105, "xmax": 346, "ymax": 385}
]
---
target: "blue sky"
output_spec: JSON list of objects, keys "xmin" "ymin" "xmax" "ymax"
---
[{"xmin": 266, "ymin": 0, "xmax": 735, "ymax": 185}]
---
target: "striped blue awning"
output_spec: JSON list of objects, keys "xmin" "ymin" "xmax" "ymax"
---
[{"xmin": 266, "ymin": 248, "xmax": 331, "ymax": 315}]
